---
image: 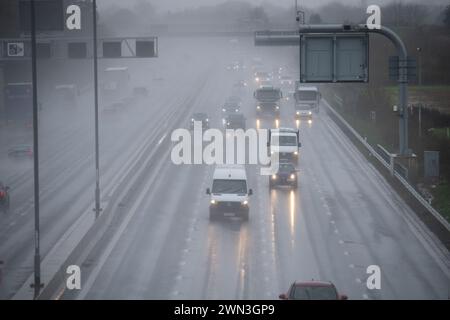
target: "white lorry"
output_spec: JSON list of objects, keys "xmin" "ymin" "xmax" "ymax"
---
[{"xmin": 294, "ymin": 84, "xmax": 321, "ymax": 119}]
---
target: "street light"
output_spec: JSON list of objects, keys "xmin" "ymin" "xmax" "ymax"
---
[
  {"xmin": 416, "ymin": 47, "xmax": 422, "ymax": 86},
  {"xmin": 30, "ymin": 0, "xmax": 43, "ymax": 299},
  {"xmin": 93, "ymin": 0, "xmax": 102, "ymax": 220}
]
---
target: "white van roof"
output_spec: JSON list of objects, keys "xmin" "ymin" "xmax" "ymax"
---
[
  {"xmin": 297, "ymin": 86, "xmax": 318, "ymax": 92},
  {"xmin": 105, "ymin": 67, "xmax": 128, "ymax": 72},
  {"xmin": 213, "ymin": 165, "xmax": 247, "ymax": 180}
]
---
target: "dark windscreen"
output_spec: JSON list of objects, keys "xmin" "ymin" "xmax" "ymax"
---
[
  {"xmin": 292, "ymin": 285, "xmax": 338, "ymax": 300},
  {"xmin": 279, "ymin": 163, "xmax": 295, "ymax": 173},
  {"xmin": 295, "ymin": 91, "xmax": 317, "ymax": 101},
  {"xmin": 255, "ymin": 89, "xmax": 281, "ymax": 101},
  {"xmin": 212, "ymin": 179, "xmax": 247, "ymax": 194},
  {"xmin": 273, "ymin": 135, "xmax": 297, "ymax": 146}
]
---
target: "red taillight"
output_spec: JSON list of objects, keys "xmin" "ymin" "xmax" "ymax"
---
[{"xmin": 0, "ymin": 191, "xmax": 5, "ymax": 198}]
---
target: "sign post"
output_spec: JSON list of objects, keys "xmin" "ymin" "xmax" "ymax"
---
[{"xmin": 254, "ymin": 23, "xmax": 411, "ymax": 156}]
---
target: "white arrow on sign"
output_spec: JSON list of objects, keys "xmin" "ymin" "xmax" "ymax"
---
[{"xmin": 7, "ymin": 42, "xmax": 25, "ymax": 57}]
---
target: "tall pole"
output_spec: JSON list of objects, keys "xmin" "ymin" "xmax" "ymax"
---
[
  {"xmin": 93, "ymin": 0, "xmax": 101, "ymax": 219},
  {"xmin": 30, "ymin": 0, "xmax": 42, "ymax": 299}
]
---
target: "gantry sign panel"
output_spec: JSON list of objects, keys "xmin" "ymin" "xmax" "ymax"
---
[{"xmin": 300, "ymin": 34, "xmax": 369, "ymax": 83}]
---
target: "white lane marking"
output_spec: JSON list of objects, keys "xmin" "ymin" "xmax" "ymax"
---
[{"xmin": 157, "ymin": 133, "xmax": 167, "ymax": 145}]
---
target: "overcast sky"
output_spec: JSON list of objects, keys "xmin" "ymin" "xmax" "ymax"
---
[{"xmin": 100, "ymin": 0, "xmax": 449, "ymax": 13}]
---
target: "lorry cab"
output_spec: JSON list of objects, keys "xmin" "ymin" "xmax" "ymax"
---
[
  {"xmin": 254, "ymin": 86, "xmax": 282, "ymax": 117},
  {"xmin": 268, "ymin": 128, "xmax": 301, "ymax": 163},
  {"xmin": 206, "ymin": 165, "xmax": 253, "ymax": 221},
  {"xmin": 294, "ymin": 85, "xmax": 321, "ymax": 114}
]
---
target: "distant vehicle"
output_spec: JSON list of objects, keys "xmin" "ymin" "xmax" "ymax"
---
[
  {"xmin": 133, "ymin": 86, "xmax": 149, "ymax": 97},
  {"xmin": 54, "ymin": 84, "xmax": 78, "ymax": 108},
  {"xmin": 254, "ymin": 71, "xmax": 272, "ymax": 84},
  {"xmin": 226, "ymin": 61, "xmax": 245, "ymax": 71},
  {"xmin": 8, "ymin": 144, "xmax": 33, "ymax": 159},
  {"xmin": 279, "ymin": 75, "xmax": 294, "ymax": 87},
  {"xmin": 254, "ymin": 86, "xmax": 282, "ymax": 117},
  {"xmin": 224, "ymin": 113, "xmax": 246, "ymax": 130},
  {"xmin": 233, "ymin": 80, "xmax": 248, "ymax": 88},
  {"xmin": 190, "ymin": 112, "xmax": 209, "ymax": 130},
  {"xmin": 269, "ymin": 161, "xmax": 298, "ymax": 189},
  {"xmin": 279, "ymin": 281, "xmax": 348, "ymax": 300},
  {"xmin": 4, "ymin": 82, "xmax": 33, "ymax": 127},
  {"xmin": 294, "ymin": 84, "xmax": 321, "ymax": 114},
  {"xmin": 268, "ymin": 128, "xmax": 301, "ymax": 163},
  {"xmin": 222, "ymin": 100, "xmax": 241, "ymax": 117},
  {"xmin": 295, "ymin": 104, "xmax": 313, "ymax": 119},
  {"xmin": 102, "ymin": 67, "xmax": 130, "ymax": 102},
  {"xmin": 0, "ymin": 182, "xmax": 10, "ymax": 214},
  {"xmin": 206, "ymin": 165, "xmax": 253, "ymax": 221}
]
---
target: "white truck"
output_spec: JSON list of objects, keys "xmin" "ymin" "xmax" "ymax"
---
[
  {"xmin": 102, "ymin": 67, "xmax": 130, "ymax": 102},
  {"xmin": 268, "ymin": 128, "xmax": 301, "ymax": 163},
  {"xmin": 206, "ymin": 165, "xmax": 253, "ymax": 221},
  {"xmin": 294, "ymin": 84, "xmax": 321, "ymax": 119}
]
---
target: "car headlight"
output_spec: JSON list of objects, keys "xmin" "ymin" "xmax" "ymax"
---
[
  {"xmin": 275, "ymin": 106, "xmax": 279, "ymax": 110},
  {"xmin": 242, "ymin": 200, "xmax": 248, "ymax": 206},
  {"xmin": 256, "ymin": 77, "xmax": 260, "ymax": 82},
  {"xmin": 308, "ymin": 111, "xmax": 312, "ymax": 115},
  {"xmin": 271, "ymin": 151, "xmax": 274, "ymax": 155},
  {"xmin": 222, "ymin": 108, "xmax": 226, "ymax": 112},
  {"xmin": 210, "ymin": 200, "xmax": 216, "ymax": 204},
  {"xmin": 296, "ymin": 111, "xmax": 300, "ymax": 115},
  {"xmin": 290, "ymin": 174, "xmax": 296, "ymax": 180},
  {"xmin": 272, "ymin": 175, "xmax": 277, "ymax": 180},
  {"xmin": 256, "ymin": 106, "xmax": 261, "ymax": 109},
  {"xmin": 191, "ymin": 118, "xmax": 194, "ymax": 121},
  {"xmin": 294, "ymin": 151, "xmax": 298, "ymax": 155},
  {"xmin": 235, "ymin": 109, "xmax": 239, "ymax": 112}
]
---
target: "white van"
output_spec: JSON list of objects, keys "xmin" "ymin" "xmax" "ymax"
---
[
  {"xmin": 268, "ymin": 128, "xmax": 301, "ymax": 163},
  {"xmin": 206, "ymin": 165, "xmax": 253, "ymax": 221}
]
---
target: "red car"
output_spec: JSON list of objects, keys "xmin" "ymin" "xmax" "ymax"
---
[{"xmin": 279, "ymin": 281, "xmax": 348, "ymax": 300}]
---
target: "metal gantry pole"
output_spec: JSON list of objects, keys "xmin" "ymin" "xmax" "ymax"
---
[
  {"xmin": 30, "ymin": 0, "xmax": 42, "ymax": 299},
  {"xmin": 295, "ymin": 24, "xmax": 409, "ymax": 155},
  {"xmin": 93, "ymin": 0, "xmax": 101, "ymax": 219}
]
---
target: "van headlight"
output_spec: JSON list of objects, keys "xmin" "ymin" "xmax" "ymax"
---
[
  {"xmin": 290, "ymin": 174, "xmax": 296, "ymax": 180},
  {"xmin": 210, "ymin": 200, "xmax": 216, "ymax": 205},
  {"xmin": 272, "ymin": 174, "xmax": 277, "ymax": 180},
  {"xmin": 294, "ymin": 151, "xmax": 298, "ymax": 155},
  {"xmin": 242, "ymin": 200, "xmax": 248, "ymax": 206},
  {"xmin": 271, "ymin": 151, "xmax": 274, "ymax": 155}
]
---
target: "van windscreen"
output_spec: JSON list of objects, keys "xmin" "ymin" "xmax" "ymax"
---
[{"xmin": 212, "ymin": 179, "xmax": 247, "ymax": 194}]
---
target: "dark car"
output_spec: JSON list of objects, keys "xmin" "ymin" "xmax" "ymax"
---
[
  {"xmin": 269, "ymin": 161, "xmax": 298, "ymax": 189},
  {"xmin": 222, "ymin": 101, "xmax": 241, "ymax": 116},
  {"xmin": 279, "ymin": 281, "xmax": 348, "ymax": 300},
  {"xmin": 225, "ymin": 113, "xmax": 246, "ymax": 130},
  {"xmin": 8, "ymin": 144, "xmax": 33, "ymax": 159},
  {"xmin": 190, "ymin": 112, "xmax": 209, "ymax": 130},
  {"xmin": 0, "ymin": 182, "xmax": 10, "ymax": 214}
]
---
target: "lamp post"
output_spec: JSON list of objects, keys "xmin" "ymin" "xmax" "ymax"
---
[
  {"xmin": 30, "ymin": 0, "xmax": 42, "ymax": 299},
  {"xmin": 93, "ymin": 0, "xmax": 101, "ymax": 219}
]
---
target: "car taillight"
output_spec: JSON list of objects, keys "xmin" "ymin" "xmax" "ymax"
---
[{"xmin": 0, "ymin": 191, "xmax": 5, "ymax": 198}]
